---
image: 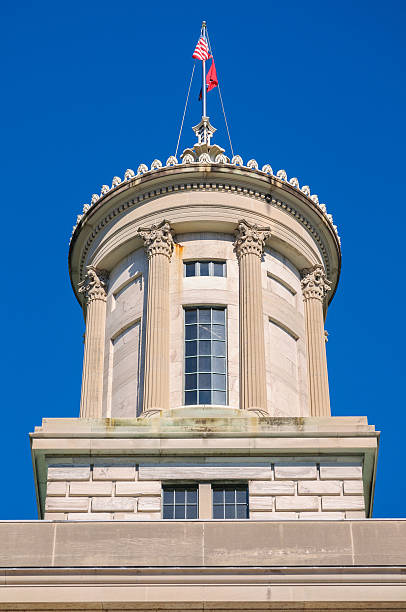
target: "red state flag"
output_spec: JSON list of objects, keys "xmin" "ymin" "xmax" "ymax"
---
[{"xmin": 199, "ymin": 59, "xmax": 219, "ymax": 100}]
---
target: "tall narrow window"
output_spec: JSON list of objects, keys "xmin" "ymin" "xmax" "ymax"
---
[{"xmin": 184, "ymin": 307, "xmax": 227, "ymax": 405}]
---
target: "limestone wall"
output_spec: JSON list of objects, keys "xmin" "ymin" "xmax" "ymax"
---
[
  {"xmin": 101, "ymin": 232, "xmax": 309, "ymax": 417},
  {"xmin": 44, "ymin": 458, "xmax": 365, "ymax": 521}
]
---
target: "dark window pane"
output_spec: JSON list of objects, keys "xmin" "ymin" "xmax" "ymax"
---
[
  {"xmin": 164, "ymin": 489, "xmax": 174, "ymax": 504},
  {"xmin": 199, "ymin": 356, "xmax": 211, "ymax": 372},
  {"xmin": 185, "ymin": 262, "xmax": 196, "ymax": 277},
  {"xmin": 185, "ymin": 325, "xmax": 197, "ymax": 340},
  {"xmin": 175, "ymin": 505, "xmax": 185, "ymax": 519},
  {"xmin": 199, "ymin": 308, "xmax": 211, "ymax": 323},
  {"xmin": 185, "ymin": 309, "xmax": 197, "ymax": 324},
  {"xmin": 199, "ymin": 373, "xmax": 211, "ymax": 389},
  {"xmin": 185, "ymin": 341, "xmax": 197, "ymax": 356},
  {"xmin": 199, "ymin": 262, "xmax": 210, "ymax": 276},
  {"xmin": 198, "ymin": 324, "xmax": 211, "ymax": 340},
  {"xmin": 185, "ymin": 374, "xmax": 197, "ymax": 390},
  {"xmin": 225, "ymin": 489, "xmax": 235, "ymax": 503},
  {"xmin": 213, "ymin": 374, "xmax": 226, "ymax": 391},
  {"xmin": 236, "ymin": 488, "xmax": 247, "ymax": 503},
  {"xmin": 175, "ymin": 489, "xmax": 185, "ymax": 503},
  {"xmin": 199, "ymin": 390, "xmax": 211, "ymax": 404},
  {"xmin": 225, "ymin": 504, "xmax": 235, "ymax": 519},
  {"xmin": 185, "ymin": 357, "xmax": 197, "ymax": 373},
  {"xmin": 186, "ymin": 505, "xmax": 198, "ymax": 519},
  {"xmin": 187, "ymin": 489, "xmax": 198, "ymax": 503},
  {"xmin": 213, "ymin": 341, "xmax": 226, "ymax": 357},
  {"xmin": 212, "ymin": 324, "xmax": 225, "ymax": 340},
  {"xmin": 212, "ymin": 489, "xmax": 223, "ymax": 503},
  {"xmin": 213, "ymin": 391, "xmax": 226, "ymax": 405},
  {"xmin": 213, "ymin": 357, "xmax": 226, "ymax": 374},
  {"xmin": 213, "ymin": 262, "xmax": 225, "ymax": 277},
  {"xmin": 212, "ymin": 309, "xmax": 225, "ymax": 324},
  {"xmin": 185, "ymin": 391, "xmax": 197, "ymax": 405},
  {"xmin": 236, "ymin": 504, "xmax": 248, "ymax": 519},
  {"xmin": 199, "ymin": 340, "xmax": 211, "ymax": 355},
  {"xmin": 213, "ymin": 505, "xmax": 224, "ymax": 519},
  {"xmin": 163, "ymin": 505, "xmax": 173, "ymax": 519}
]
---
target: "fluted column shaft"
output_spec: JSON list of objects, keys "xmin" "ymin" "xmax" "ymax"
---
[
  {"xmin": 137, "ymin": 220, "xmax": 174, "ymax": 412},
  {"xmin": 301, "ymin": 265, "xmax": 332, "ymax": 417},
  {"xmin": 78, "ymin": 266, "xmax": 108, "ymax": 418},
  {"xmin": 234, "ymin": 220, "xmax": 271, "ymax": 411}
]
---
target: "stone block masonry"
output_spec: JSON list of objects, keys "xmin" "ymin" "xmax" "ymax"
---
[
  {"xmin": 44, "ymin": 464, "xmax": 161, "ymax": 520},
  {"xmin": 44, "ymin": 458, "xmax": 366, "ymax": 521}
]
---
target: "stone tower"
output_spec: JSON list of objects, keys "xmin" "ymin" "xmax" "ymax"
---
[{"xmin": 31, "ymin": 120, "xmax": 378, "ymax": 525}]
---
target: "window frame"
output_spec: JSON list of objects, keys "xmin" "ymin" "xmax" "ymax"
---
[
  {"xmin": 183, "ymin": 306, "xmax": 228, "ymax": 406},
  {"xmin": 212, "ymin": 483, "xmax": 250, "ymax": 519},
  {"xmin": 161, "ymin": 482, "xmax": 249, "ymax": 520},
  {"xmin": 183, "ymin": 260, "xmax": 226, "ymax": 278},
  {"xmin": 162, "ymin": 484, "xmax": 199, "ymax": 519}
]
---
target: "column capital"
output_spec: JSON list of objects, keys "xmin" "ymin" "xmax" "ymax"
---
[
  {"xmin": 137, "ymin": 219, "xmax": 175, "ymax": 259},
  {"xmin": 78, "ymin": 266, "xmax": 108, "ymax": 304},
  {"xmin": 233, "ymin": 219, "xmax": 271, "ymax": 259},
  {"xmin": 301, "ymin": 264, "xmax": 331, "ymax": 301}
]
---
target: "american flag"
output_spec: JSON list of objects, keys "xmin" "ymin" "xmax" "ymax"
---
[{"xmin": 192, "ymin": 36, "xmax": 210, "ymax": 61}]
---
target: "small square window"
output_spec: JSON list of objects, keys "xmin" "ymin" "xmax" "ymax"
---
[
  {"xmin": 163, "ymin": 485, "xmax": 199, "ymax": 520},
  {"xmin": 212, "ymin": 484, "xmax": 249, "ymax": 519}
]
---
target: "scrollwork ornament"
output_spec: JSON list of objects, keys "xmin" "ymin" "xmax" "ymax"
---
[
  {"xmin": 289, "ymin": 177, "xmax": 299, "ymax": 188},
  {"xmin": 151, "ymin": 159, "xmax": 162, "ymax": 170},
  {"xmin": 166, "ymin": 156, "xmax": 178, "ymax": 166},
  {"xmin": 112, "ymin": 176, "xmax": 122, "ymax": 188},
  {"xmin": 137, "ymin": 219, "xmax": 175, "ymax": 260},
  {"xmin": 233, "ymin": 219, "xmax": 271, "ymax": 259},
  {"xmin": 78, "ymin": 266, "xmax": 109, "ymax": 304},
  {"xmin": 182, "ymin": 153, "xmax": 194, "ymax": 164},
  {"xmin": 301, "ymin": 264, "xmax": 332, "ymax": 302},
  {"xmin": 124, "ymin": 169, "xmax": 135, "ymax": 180},
  {"xmin": 246, "ymin": 159, "xmax": 258, "ymax": 170},
  {"xmin": 276, "ymin": 169, "xmax": 287, "ymax": 181},
  {"xmin": 100, "ymin": 184, "xmax": 110, "ymax": 196},
  {"xmin": 261, "ymin": 164, "xmax": 273, "ymax": 175},
  {"xmin": 215, "ymin": 153, "xmax": 228, "ymax": 163},
  {"xmin": 231, "ymin": 155, "xmax": 243, "ymax": 166},
  {"xmin": 91, "ymin": 193, "xmax": 100, "ymax": 205},
  {"xmin": 198, "ymin": 153, "xmax": 211, "ymax": 163},
  {"xmin": 137, "ymin": 164, "xmax": 148, "ymax": 176}
]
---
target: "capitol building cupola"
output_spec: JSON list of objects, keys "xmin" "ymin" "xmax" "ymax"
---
[{"xmin": 32, "ymin": 23, "xmax": 376, "ymax": 528}]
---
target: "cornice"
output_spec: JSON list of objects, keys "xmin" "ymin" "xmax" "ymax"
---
[
  {"xmin": 69, "ymin": 165, "xmax": 341, "ymax": 306},
  {"xmin": 70, "ymin": 160, "xmax": 341, "ymax": 246}
]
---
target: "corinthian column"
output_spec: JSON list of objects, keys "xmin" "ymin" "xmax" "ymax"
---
[
  {"xmin": 234, "ymin": 219, "xmax": 271, "ymax": 412},
  {"xmin": 301, "ymin": 264, "xmax": 332, "ymax": 417},
  {"xmin": 78, "ymin": 266, "xmax": 108, "ymax": 418},
  {"xmin": 137, "ymin": 220, "xmax": 174, "ymax": 412}
]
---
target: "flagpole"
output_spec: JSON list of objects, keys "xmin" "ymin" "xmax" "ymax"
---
[{"xmin": 202, "ymin": 21, "xmax": 207, "ymax": 119}]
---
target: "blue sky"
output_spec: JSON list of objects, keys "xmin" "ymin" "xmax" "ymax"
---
[{"xmin": 0, "ymin": 0, "xmax": 405, "ymax": 519}]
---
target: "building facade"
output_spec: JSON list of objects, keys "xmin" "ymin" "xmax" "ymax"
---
[{"xmin": 1, "ymin": 121, "xmax": 405, "ymax": 610}]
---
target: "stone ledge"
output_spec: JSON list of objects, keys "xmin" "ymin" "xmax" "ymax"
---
[{"xmin": 0, "ymin": 520, "xmax": 405, "ymax": 569}]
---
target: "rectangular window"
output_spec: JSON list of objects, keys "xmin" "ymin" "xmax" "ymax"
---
[
  {"xmin": 184, "ymin": 307, "xmax": 227, "ymax": 405},
  {"xmin": 184, "ymin": 261, "xmax": 226, "ymax": 278},
  {"xmin": 212, "ymin": 484, "xmax": 249, "ymax": 519},
  {"xmin": 162, "ymin": 485, "xmax": 198, "ymax": 519}
]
